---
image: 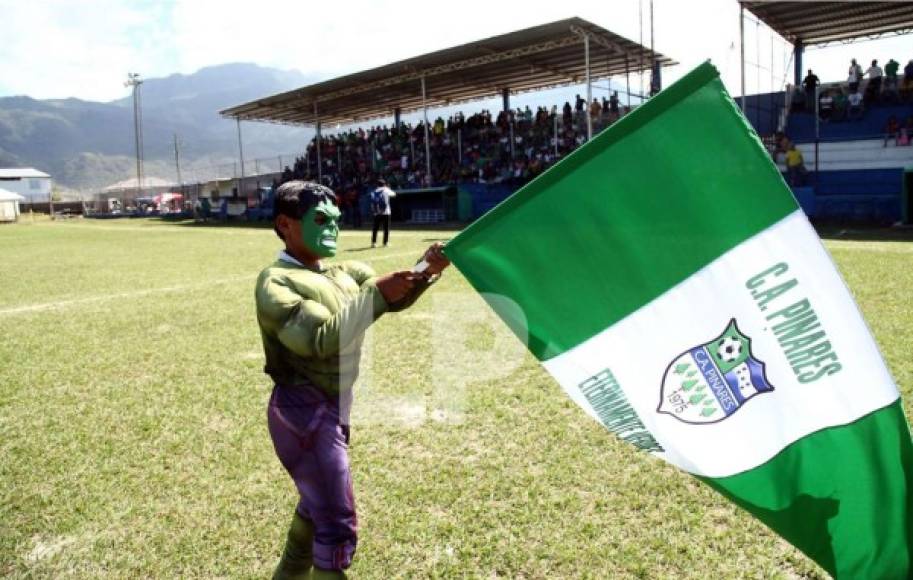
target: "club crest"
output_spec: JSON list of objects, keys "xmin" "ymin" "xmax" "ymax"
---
[{"xmin": 657, "ymin": 319, "xmax": 773, "ymax": 425}]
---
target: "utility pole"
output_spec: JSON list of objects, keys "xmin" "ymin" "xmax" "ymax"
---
[
  {"xmin": 125, "ymin": 73, "xmax": 145, "ymax": 204},
  {"xmin": 173, "ymin": 133, "xmax": 184, "ymax": 207},
  {"xmin": 639, "ymin": 0, "xmax": 644, "ymax": 101},
  {"xmin": 173, "ymin": 133, "xmax": 183, "ymax": 187},
  {"xmin": 650, "ymin": 0, "xmax": 657, "ymax": 96}
]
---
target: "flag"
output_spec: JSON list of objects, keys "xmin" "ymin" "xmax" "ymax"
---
[{"xmin": 443, "ymin": 62, "xmax": 913, "ymax": 578}]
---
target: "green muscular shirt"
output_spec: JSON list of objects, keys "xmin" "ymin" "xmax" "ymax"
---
[{"xmin": 255, "ymin": 254, "xmax": 430, "ymax": 395}]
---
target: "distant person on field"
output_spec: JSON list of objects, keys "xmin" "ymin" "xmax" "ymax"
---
[
  {"xmin": 200, "ymin": 197, "xmax": 211, "ymax": 222},
  {"xmin": 370, "ymin": 178, "xmax": 395, "ymax": 248},
  {"xmin": 785, "ymin": 143, "xmax": 806, "ymax": 186},
  {"xmin": 256, "ymin": 180, "xmax": 450, "ymax": 579}
]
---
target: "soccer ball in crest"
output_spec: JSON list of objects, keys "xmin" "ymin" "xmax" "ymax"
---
[{"xmin": 716, "ymin": 336, "xmax": 743, "ymax": 363}]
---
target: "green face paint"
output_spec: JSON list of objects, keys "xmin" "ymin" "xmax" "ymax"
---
[{"xmin": 301, "ymin": 200, "xmax": 341, "ymax": 258}]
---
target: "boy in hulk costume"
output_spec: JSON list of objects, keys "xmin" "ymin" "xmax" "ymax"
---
[{"xmin": 255, "ymin": 181, "xmax": 449, "ymax": 579}]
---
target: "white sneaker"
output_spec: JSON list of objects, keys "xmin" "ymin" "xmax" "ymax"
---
[{"xmin": 371, "ymin": 243, "xmax": 376, "ymax": 248}]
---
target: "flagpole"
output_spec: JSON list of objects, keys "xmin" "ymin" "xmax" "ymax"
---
[
  {"xmin": 814, "ymin": 84, "xmax": 820, "ymax": 187},
  {"xmin": 554, "ymin": 107, "xmax": 559, "ymax": 158},
  {"xmin": 625, "ymin": 55, "xmax": 631, "ymax": 110},
  {"xmin": 457, "ymin": 128, "xmax": 462, "ymax": 166},
  {"xmin": 314, "ymin": 103, "xmax": 322, "ymax": 183},
  {"xmin": 421, "ymin": 75, "xmax": 432, "ymax": 186}
]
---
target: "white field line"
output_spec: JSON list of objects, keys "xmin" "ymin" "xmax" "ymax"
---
[
  {"xmin": 0, "ymin": 276, "xmax": 251, "ymax": 316},
  {"xmin": 42, "ymin": 222, "xmax": 454, "ymax": 238},
  {"xmin": 0, "ymin": 250, "xmax": 420, "ymax": 317}
]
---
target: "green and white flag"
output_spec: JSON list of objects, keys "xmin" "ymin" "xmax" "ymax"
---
[{"xmin": 444, "ymin": 62, "xmax": 913, "ymax": 578}]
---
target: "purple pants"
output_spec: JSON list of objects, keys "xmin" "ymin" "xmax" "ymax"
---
[{"xmin": 267, "ymin": 384, "xmax": 357, "ymax": 570}]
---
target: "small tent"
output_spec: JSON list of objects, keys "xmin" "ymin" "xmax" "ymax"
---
[{"xmin": 0, "ymin": 188, "xmax": 25, "ymax": 222}]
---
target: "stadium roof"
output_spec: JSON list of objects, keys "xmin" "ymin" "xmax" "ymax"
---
[
  {"xmin": 220, "ymin": 17, "xmax": 676, "ymax": 127},
  {"xmin": 740, "ymin": 1, "xmax": 913, "ymax": 45}
]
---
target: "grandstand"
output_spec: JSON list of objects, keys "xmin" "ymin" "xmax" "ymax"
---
[
  {"xmin": 217, "ymin": 7, "xmax": 912, "ymax": 228},
  {"xmin": 740, "ymin": 1, "xmax": 913, "ymax": 225},
  {"xmin": 220, "ymin": 17, "xmax": 675, "ymax": 222}
]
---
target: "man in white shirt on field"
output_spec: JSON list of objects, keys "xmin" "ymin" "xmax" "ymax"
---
[{"xmin": 370, "ymin": 178, "xmax": 396, "ymax": 248}]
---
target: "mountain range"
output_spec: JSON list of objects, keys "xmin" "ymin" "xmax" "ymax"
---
[{"xmin": 0, "ymin": 63, "xmax": 314, "ymax": 192}]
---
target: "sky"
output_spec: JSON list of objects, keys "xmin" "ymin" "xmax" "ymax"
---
[{"xmin": 0, "ymin": 0, "xmax": 909, "ymax": 104}]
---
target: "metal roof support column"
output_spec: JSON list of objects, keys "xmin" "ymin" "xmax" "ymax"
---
[
  {"xmin": 553, "ymin": 107, "xmax": 559, "ymax": 158},
  {"xmin": 394, "ymin": 107, "xmax": 402, "ymax": 129},
  {"xmin": 650, "ymin": 0, "xmax": 658, "ymax": 95},
  {"xmin": 585, "ymin": 32, "xmax": 592, "ymax": 141},
  {"xmin": 314, "ymin": 103, "xmax": 322, "ymax": 183},
  {"xmin": 814, "ymin": 83, "xmax": 819, "ymax": 183},
  {"xmin": 421, "ymin": 75, "xmax": 432, "ymax": 186},
  {"xmin": 793, "ymin": 40, "xmax": 804, "ymax": 88},
  {"xmin": 457, "ymin": 128, "xmax": 462, "ymax": 165},
  {"xmin": 237, "ymin": 118, "xmax": 245, "ymax": 179},
  {"xmin": 740, "ymin": 3, "xmax": 746, "ymax": 111},
  {"xmin": 504, "ymin": 86, "xmax": 515, "ymax": 159},
  {"xmin": 625, "ymin": 55, "xmax": 631, "ymax": 109},
  {"xmin": 756, "ymin": 16, "xmax": 761, "ymax": 129}
]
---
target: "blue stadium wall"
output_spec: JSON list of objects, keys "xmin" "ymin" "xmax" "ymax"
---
[{"xmin": 792, "ymin": 169, "xmax": 905, "ymax": 224}]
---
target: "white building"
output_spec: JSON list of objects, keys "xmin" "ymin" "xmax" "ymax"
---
[
  {"xmin": 0, "ymin": 188, "xmax": 25, "ymax": 222},
  {"xmin": 0, "ymin": 168, "xmax": 52, "ymax": 203}
]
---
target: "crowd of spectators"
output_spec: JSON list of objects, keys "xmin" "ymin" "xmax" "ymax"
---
[
  {"xmin": 279, "ymin": 93, "xmax": 632, "ymax": 197},
  {"xmin": 793, "ymin": 57, "xmax": 913, "ymax": 121},
  {"xmin": 771, "ymin": 55, "xmax": 913, "ymax": 186}
]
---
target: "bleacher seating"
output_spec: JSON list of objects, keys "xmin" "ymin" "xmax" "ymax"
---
[
  {"xmin": 786, "ymin": 104, "xmax": 913, "ymax": 143},
  {"xmin": 776, "ymin": 139, "xmax": 913, "ymax": 171},
  {"xmin": 770, "ymin": 81, "xmax": 913, "ymax": 224}
]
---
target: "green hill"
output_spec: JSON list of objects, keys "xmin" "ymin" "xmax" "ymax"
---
[{"xmin": 0, "ymin": 63, "xmax": 313, "ymax": 191}]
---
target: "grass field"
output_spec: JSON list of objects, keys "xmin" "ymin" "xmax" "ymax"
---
[{"xmin": 2, "ymin": 218, "xmax": 911, "ymax": 579}]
